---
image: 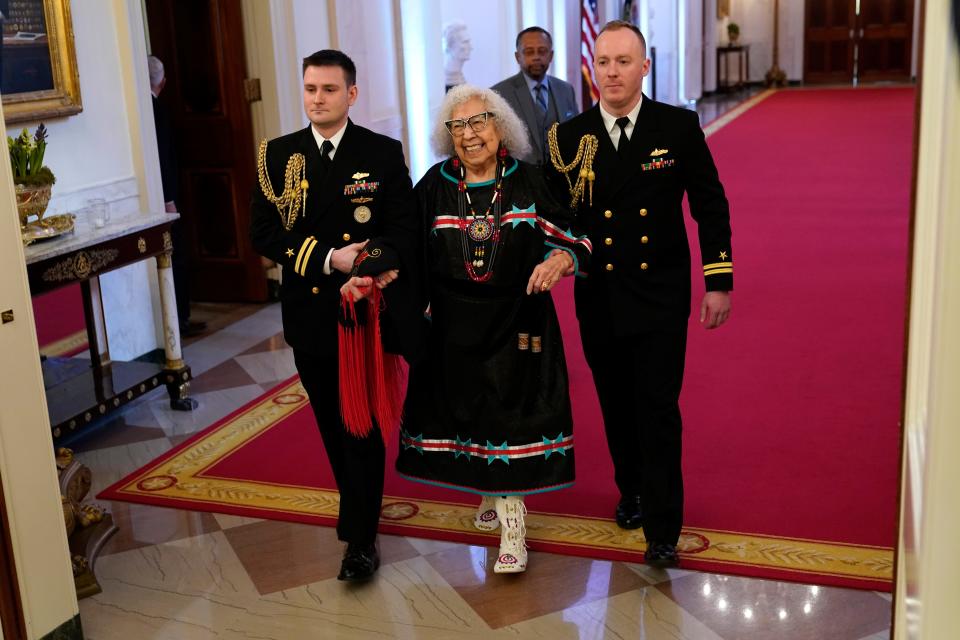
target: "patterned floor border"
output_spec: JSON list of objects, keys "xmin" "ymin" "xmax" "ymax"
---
[
  {"xmin": 40, "ymin": 329, "xmax": 88, "ymax": 357},
  {"xmin": 103, "ymin": 378, "xmax": 893, "ymax": 589},
  {"xmin": 703, "ymin": 88, "xmax": 777, "ymax": 139}
]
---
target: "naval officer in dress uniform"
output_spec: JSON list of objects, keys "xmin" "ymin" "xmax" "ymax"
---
[
  {"xmin": 250, "ymin": 50, "xmax": 419, "ymax": 582},
  {"xmin": 548, "ymin": 21, "xmax": 733, "ymax": 568}
]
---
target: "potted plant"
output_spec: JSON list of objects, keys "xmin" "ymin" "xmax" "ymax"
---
[
  {"xmin": 9, "ymin": 124, "xmax": 56, "ymax": 226},
  {"xmin": 727, "ymin": 22, "xmax": 741, "ymax": 44}
]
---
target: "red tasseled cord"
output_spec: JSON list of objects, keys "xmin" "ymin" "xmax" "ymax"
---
[{"xmin": 338, "ymin": 288, "xmax": 408, "ymax": 444}]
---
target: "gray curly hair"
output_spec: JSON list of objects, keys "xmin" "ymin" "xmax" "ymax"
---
[{"xmin": 430, "ymin": 84, "xmax": 532, "ymax": 160}]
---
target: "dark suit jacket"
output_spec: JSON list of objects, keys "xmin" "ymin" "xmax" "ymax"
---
[
  {"xmin": 492, "ymin": 72, "xmax": 578, "ymax": 164},
  {"xmin": 250, "ymin": 120, "xmax": 424, "ymax": 359},
  {"xmin": 152, "ymin": 95, "xmax": 178, "ymax": 203},
  {"xmin": 550, "ymin": 98, "xmax": 732, "ymax": 337}
]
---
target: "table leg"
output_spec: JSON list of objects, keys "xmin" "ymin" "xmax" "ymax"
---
[
  {"xmin": 156, "ymin": 249, "xmax": 197, "ymax": 411},
  {"xmin": 716, "ymin": 50, "xmax": 721, "ymax": 93},
  {"xmin": 80, "ymin": 278, "xmax": 110, "ymax": 395},
  {"xmin": 725, "ymin": 52, "xmax": 730, "ymax": 91}
]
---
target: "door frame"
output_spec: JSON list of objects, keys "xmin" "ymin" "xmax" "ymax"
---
[{"xmin": 0, "ymin": 472, "xmax": 27, "ymax": 640}]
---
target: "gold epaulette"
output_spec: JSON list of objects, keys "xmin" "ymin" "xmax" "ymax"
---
[
  {"xmin": 257, "ymin": 139, "xmax": 309, "ymax": 231},
  {"xmin": 547, "ymin": 123, "xmax": 599, "ymax": 208}
]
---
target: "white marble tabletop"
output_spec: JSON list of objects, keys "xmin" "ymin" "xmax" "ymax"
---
[{"xmin": 24, "ymin": 212, "xmax": 180, "ymax": 265}]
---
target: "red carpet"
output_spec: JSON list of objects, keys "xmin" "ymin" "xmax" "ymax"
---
[
  {"xmin": 101, "ymin": 88, "xmax": 912, "ymax": 590},
  {"xmin": 33, "ymin": 284, "xmax": 88, "ymax": 356}
]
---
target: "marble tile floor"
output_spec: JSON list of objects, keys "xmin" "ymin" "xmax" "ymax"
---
[{"xmin": 68, "ymin": 301, "xmax": 894, "ymax": 639}]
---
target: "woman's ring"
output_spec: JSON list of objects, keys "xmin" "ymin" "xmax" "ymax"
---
[{"xmin": 540, "ymin": 281, "xmax": 549, "ymax": 291}]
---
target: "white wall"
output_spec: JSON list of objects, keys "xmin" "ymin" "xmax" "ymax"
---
[
  {"xmin": 647, "ymin": 0, "xmax": 679, "ymax": 105},
  {"xmin": 683, "ymin": 0, "xmax": 703, "ymax": 102},
  {"xmin": 21, "ymin": 0, "xmax": 165, "ymax": 361},
  {"xmin": 336, "ymin": 0, "xmax": 404, "ymax": 141}
]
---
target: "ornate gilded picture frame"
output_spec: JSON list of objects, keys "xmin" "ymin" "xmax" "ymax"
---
[{"xmin": 2, "ymin": 0, "xmax": 82, "ymax": 124}]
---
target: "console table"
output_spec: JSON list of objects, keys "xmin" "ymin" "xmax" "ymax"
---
[
  {"xmin": 716, "ymin": 44, "xmax": 750, "ymax": 92},
  {"xmin": 25, "ymin": 213, "xmax": 196, "ymax": 442}
]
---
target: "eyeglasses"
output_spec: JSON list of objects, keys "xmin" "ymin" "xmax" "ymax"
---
[{"xmin": 444, "ymin": 111, "xmax": 495, "ymax": 136}]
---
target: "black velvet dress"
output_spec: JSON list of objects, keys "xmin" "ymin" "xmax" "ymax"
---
[{"xmin": 396, "ymin": 158, "xmax": 591, "ymax": 496}]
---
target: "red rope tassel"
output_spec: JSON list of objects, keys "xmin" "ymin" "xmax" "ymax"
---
[
  {"xmin": 338, "ymin": 292, "xmax": 372, "ymax": 437},
  {"xmin": 338, "ymin": 287, "xmax": 408, "ymax": 443}
]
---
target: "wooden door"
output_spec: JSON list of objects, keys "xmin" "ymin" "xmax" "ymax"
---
[
  {"xmin": 145, "ymin": 0, "xmax": 267, "ymax": 302},
  {"xmin": 805, "ymin": 0, "xmax": 857, "ymax": 83},
  {"xmin": 858, "ymin": 0, "xmax": 914, "ymax": 82}
]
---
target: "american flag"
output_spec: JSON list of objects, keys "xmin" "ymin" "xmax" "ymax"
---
[{"xmin": 581, "ymin": 0, "xmax": 600, "ymax": 108}]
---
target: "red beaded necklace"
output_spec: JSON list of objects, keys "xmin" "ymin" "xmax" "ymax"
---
[{"xmin": 455, "ymin": 147, "xmax": 508, "ymax": 282}]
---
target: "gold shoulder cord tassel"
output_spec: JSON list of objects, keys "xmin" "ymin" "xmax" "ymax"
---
[
  {"xmin": 547, "ymin": 123, "xmax": 598, "ymax": 208},
  {"xmin": 257, "ymin": 139, "xmax": 308, "ymax": 230}
]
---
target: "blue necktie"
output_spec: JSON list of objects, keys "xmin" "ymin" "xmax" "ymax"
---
[{"xmin": 534, "ymin": 84, "xmax": 548, "ymax": 113}]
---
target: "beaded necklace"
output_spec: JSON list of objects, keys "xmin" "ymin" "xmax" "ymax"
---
[{"xmin": 455, "ymin": 148, "xmax": 507, "ymax": 282}]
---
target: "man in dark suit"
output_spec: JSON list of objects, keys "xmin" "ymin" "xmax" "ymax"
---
[
  {"xmin": 491, "ymin": 27, "xmax": 578, "ymax": 165},
  {"xmin": 549, "ymin": 21, "xmax": 733, "ymax": 568},
  {"xmin": 250, "ymin": 50, "xmax": 418, "ymax": 582},
  {"xmin": 148, "ymin": 55, "xmax": 205, "ymax": 337}
]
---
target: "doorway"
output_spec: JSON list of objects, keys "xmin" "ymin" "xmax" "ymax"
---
[
  {"xmin": 804, "ymin": 0, "xmax": 914, "ymax": 84},
  {"xmin": 144, "ymin": 0, "xmax": 267, "ymax": 302}
]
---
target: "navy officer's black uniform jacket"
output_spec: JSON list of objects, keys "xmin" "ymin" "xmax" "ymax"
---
[
  {"xmin": 250, "ymin": 120, "xmax": 422, "ymax": 360},
  {"xmin": 249, "ymin": 119, "xmax": 421, "ymax": 546},
  {"xmin": 549, "ymin": 96, "xmax": 732, "ymax": 547},
  {"xmin": 551, "ymin": 97, "xmax": 733, "ymax": 336}
]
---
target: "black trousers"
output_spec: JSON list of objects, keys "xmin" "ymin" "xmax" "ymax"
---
[
  {"xmin": 580, "ymin": 325, "xmax": 687, "ymax": 545},
  {"xmin": 294, "ymin": 350, "xmax": 385, "ymax": 546}
]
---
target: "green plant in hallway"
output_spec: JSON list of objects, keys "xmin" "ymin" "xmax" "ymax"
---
[
  {"xmin": 727, "ymin": 22, "xmax": 740, "ymax": 44},
  {"xmin": 9, "ymin": 124, "xmax": 56, "ymax": 225}
]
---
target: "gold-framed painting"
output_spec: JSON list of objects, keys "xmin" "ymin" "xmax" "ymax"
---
[
  {"xmin": 1, "ymin": 0, "xmax": 82, "ymax": 124},
  {"xmin": 717, "ymin": 0, "xmax": 731, "ymax": 19}
]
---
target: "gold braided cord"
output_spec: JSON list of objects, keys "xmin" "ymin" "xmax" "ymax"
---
[
  {"xmin": 547, "ymin": 123, "xmax": 598, "ymax": 208},
  {"xmin": 257, "ymin": 139, "xmax": 308, "ymax": 231}
]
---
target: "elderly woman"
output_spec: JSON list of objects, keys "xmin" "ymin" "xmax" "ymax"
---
[{"xmin": 394, "ymin": 85, "xmax": 591, "ymax": 574}]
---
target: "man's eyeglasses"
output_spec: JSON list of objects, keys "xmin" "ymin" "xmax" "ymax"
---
[{"xmin": 444, "ymin": 111, "xmax": 495, "ymax": 137}]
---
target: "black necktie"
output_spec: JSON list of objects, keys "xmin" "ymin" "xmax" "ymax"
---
[
  {"xmin": 319, "ymin": 140, "xmax": 334, "ymax": 174},
  {"xmin": 615, "ymin": 117, "xmax": 630, "ymax": 159}
]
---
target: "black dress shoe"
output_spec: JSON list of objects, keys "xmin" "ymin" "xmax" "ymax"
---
[
  {"xmin": 337, "ymin": 542, "xmax": 380, "ymax": 582},
  {"xmin": 615, "ymin": 495, "xmax": 643, "ymax": 530},
  {"xmin": 179, "ymin": 320, "xmax": 207, "ymax": 337},
  {"xmin": 644, "ymin": 542, "xmax": 679, "ymax": 568}
]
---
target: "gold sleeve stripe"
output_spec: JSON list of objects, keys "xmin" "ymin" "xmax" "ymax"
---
[
  {"xmin": 294, "ymin": 238, "xmax": 312, "ymax": 274},
  {"xmin": 704, "ymin": 267, "xmax": 733, "ymax": 276},
  {"xmin": 298, "ymin": 239, "xmax": 319, "ymax": 276},
  {"xmin": 703, "ymin": 261, "xmax": 733, "ymax": 271}
]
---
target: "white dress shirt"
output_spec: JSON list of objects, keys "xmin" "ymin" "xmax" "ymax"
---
[
  {"xmin": 599, "ymin": 96, "xmax": 643, "ymax": 150},
  {"xmin": 309, "ymin": 122, "xmax": 348, "ymax": 274}
]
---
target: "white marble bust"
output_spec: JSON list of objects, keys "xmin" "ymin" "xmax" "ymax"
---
[{"xmin": 443, "ymin": 22, "xmax": 472, "ymax": 89}]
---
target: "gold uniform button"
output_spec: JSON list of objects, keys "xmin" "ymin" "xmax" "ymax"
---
[
  {"xmin": 639, "ymin": 208, "xmax": 648, "ymax": 217},
  {"xmin": 640, "ymin": 262, "xmax": 649, "ymax": 270},
  {"xmin": 641, "ymin": 235, "xmax": 649, "ymax": 244},
  {"xmin": 604, "ymin": 237, "xmax": 613, "ymax": 246},
  {"xmin": 604, "ymin": 210, "xmax": 613, "ymax": 219},
  {"xmin": 605, "ymin": 263, "xmax": 614, "ymax": 271},
  {"xmin": 342, "ymin": 233, "xmax": 351, "ymax": 242},
  {"xmin": 311, "ymin": 287, "xmax": 320, "ymax": 294}
]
